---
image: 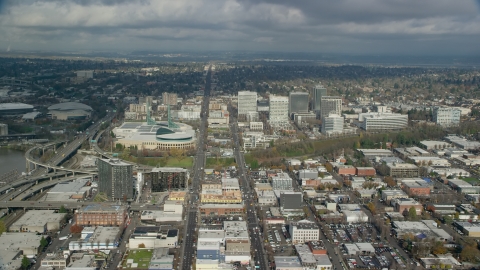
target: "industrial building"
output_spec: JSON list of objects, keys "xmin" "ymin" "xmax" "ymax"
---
[
  {"xmin": 75, "ymin": 204, "xmax": 127, "ymax": 226},
  {"xmin": 47, "ymin": 102, "xmax": 93, "ymax": 120},
  {"xmin": 320, "ymin": 96, "xmax": 342, "ymax": 119},
  {"xmin": 44, "ymin": 178, "xmax": 91, "ymax": 201},
  {"xmin": 9, "ymin": 210, "xmax": 65, "ymax": 233},
  {"xmin": 98, "ymin": 158, "xmax": 133, "ymax": 201},
  {"xmin": 0, "ymin": 232, "xmax": 42, "ymax": 269},
  {"xmin": 312, "ymin": 84, "xmax": 327, "ymax": 112},
  {"xmin": 150, "ymin": 167, "xmax": 189, "ymax": 192},
  {"xmin": 0, "ymin": 102, "xmax": 34, "ymax": 117},
  {"xmin": 288, "ymin": 92, "xmax": 309, "ymax": 117}
]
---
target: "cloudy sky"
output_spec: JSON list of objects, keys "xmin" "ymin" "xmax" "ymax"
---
[{"xmin": 1, "ymin": 0, "xmax": 479, "ymax": 55}]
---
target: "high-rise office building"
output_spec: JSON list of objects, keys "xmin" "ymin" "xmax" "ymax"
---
[
  {"xmin": 269, "ymin": 95, "xmax": 289, "ymax": 123},
  {"xmin": 312, "ymin": 84, "xmax": 327, "ymax": 112},
  {"xmin": 433, "ymin": 107, "xmax": 461, "ymax": 127},
  {"xmin": 237, "ymin": 91, "xmax": 257, "ymax": 116},
  {"xmin": 288, "ymin": 92, "xmax": 309, "ymax": 117},
  {"xmin": 98, "ymin": 158, "xmax": 133, "ymax": 201},
  {"xmin": 320, "ymin": 96, "xmax": 342, "ymax": 119},
  {"xmin": 162, "ymin": 92, "xmax": 178, "ymax": 106}
]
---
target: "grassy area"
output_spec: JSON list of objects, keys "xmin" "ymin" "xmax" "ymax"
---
[
  {"xmin": 462, "ymin": 177, "xmax": 480, "ymax": 185},
  {"xmin": 165, "ymin": 157, "xmax": 194, "ymax": 168},
  {"xmin": 122, "ymin": 249, "xmax": 153, "ymax": 269},
  {"xmin": 126, "ymin": 156, "xmax": 194, "ymax": 168},
  {"xmin": 205, "ymin": 157, "xmax": 235, "ymax": 168}
]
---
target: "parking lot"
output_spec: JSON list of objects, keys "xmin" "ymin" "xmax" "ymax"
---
[
  {"xmin": 264, "ymin": 224, "xmax": 293, "ymax": 257},
  {"xmin": 340, "ymin": 244, "xmax": 408, "ymax": 269},
  {"xmin": 324, "ymin": 223, "xmax": 380, "ymax": 245}
]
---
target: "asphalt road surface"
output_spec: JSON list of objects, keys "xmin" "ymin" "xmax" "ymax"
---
[
  {"xmin": 181, "ymin": 67, "xmax": 211, "ymax": 270},
  {"xmin": 230, "ymin": 119, "xmax": 268, "ymax": 270}
]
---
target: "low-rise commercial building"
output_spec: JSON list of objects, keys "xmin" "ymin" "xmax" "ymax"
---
[
  {"xmin": 290, "ymin": 220, "xmax": 320, "ymax": 244},
  {"xmin": 9, "ymin": 210, "xmax": 65, "ymax": 233},
  {"xmin": 275, "ymin": 256, "xmax": 303, "ymax": 270},
  {"xmin": 355, "ymin": 167, "xmax": 376, "ymax": 177},
  {"xmin": 69, "ymin": 226, "xmax": 120, "ymax": 250},
  {"xmin": 128, "ymin": 226, "xmax": 179, "ymax": 249},
  {"xmin": 387, "ymin": 163, "xmax": 419, "ymax": 178},
  {"xmin": 75, "ymin": 204, "xmax": 127, "ymax": 227},
  {"xmin": 401, "ymin": 179, "xmax": 431, "ymax": 197},
  {"xmin": 381, "ymin": 189, "xmax": 409, "ymax": 201},
  {"xmin": 392, "ymin": 198, "xmax": 422, "ymax": 215},
  {"xmin": 0, "ymin": 232, "xmax": 42, "ymax": 269},
  {"xmin": 199, "ymin": 204, "xmax": 244, "ymax": 216}
]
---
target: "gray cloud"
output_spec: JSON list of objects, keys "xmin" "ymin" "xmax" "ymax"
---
[{"xmin": 0, "ymin": 0, "xmax": 479, "ymax": 55}]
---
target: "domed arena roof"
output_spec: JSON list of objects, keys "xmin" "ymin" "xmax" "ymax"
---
[{"xmin": 48, "ymin": 102, "xmax": 93, "ymax": 111}]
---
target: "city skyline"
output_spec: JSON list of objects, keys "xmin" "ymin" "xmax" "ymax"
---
[{"xmin": 0, "ymin": 0, "xmax": 479, "ymax": 55}]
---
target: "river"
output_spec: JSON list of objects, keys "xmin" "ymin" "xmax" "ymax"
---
[{"xmin": 0, "ymin": 147, "xmax": 26, "ymax": 176}]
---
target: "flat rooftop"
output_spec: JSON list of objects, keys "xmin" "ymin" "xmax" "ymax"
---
[
  {"xmin": 48, "ymin": 178, "xmax": 89, "ymax": 193},
  {"xmin": 10, "ymin": 210, "xmax": 64, "ymax": 229}
]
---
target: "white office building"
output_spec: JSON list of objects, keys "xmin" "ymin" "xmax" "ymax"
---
[
  {"xmin": 237, "ymin": 91, "xmax": 257, "ymax": 116},
  {"xmin": 320, "ymin": 96, "xmax": 342, "ymax": 119},
  {"xmin": 289, "ymin": 220, "xmax": 320, "ymax": 244},
  {"xmin": 433, "ymin": 107, "xmax": 461, "ymax": 127},
  {"xmin": 359, "ymin": 113, "xmax": 408, "ymax": 131},
  {"xmin": 269, "ymin": 95, "xmax": 289, "ymax": 123},
  {"xmin": 321, "ymin": 114, "xmax": 344, "ymax": 135}
]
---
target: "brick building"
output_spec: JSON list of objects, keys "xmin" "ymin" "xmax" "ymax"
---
[
  {"xmin": 336, "ymin": 165, "xmax": 356, "ymax": 175},
  {"xmin": 402, "ymin": 180, "xmax": 431, "ymax": 197},
  {"xmin": 356, "ymin": 167, "xmax": 376, "ymax": 177},
  {"xmin": 75, "ymin": 204, "xmax": 127, "ymax": 226},
  {"xmin": 199, "ymin": 204, "xmax": 244, "ymax": 216}
]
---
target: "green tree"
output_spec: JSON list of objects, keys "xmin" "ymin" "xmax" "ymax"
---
[
  {"xmin": 59, "ymin": 205, "xmax": 67, "ymax": 213},
  {"xmin": 0, "ymin": 221, "xmax": 6, "ymax": 235},
  {"xmin": 40, "ymin": 236, "xmax": 48, "ymax": 248},
  {"xmin": 408, "ymin": 206, "xmax": 418, "ymax": 221},
  {"xmin": 454, "ymin": 212, "xmax": 460, "ymax": 219},
  {"xmin": 21, "ymin": 256, "xmax": 30, "ymax": 270},
  {"xmin": 443, "ymin": 215, "xmax": 453, "ymax": 225}
]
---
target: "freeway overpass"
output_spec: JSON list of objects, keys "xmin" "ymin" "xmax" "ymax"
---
[
  {"xmin": 13, "ymin": 175, "xmax": 92, "ymax": 201},
  {"xmin": 2, "ymin": 201, "xmax": 147, "ymax": 212},
  {"xmin": 24, "ymin": 113, "xmax": 115, "ymax": 175}
]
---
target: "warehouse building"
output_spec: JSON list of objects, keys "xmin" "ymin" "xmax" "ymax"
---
[
  {"xmin": 9, "ymin": 210, "xmax": 65, "ymax": 233},
  {"xmin": 0, "ymin": 232, "xmax": 42, "ymax": 269}
]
